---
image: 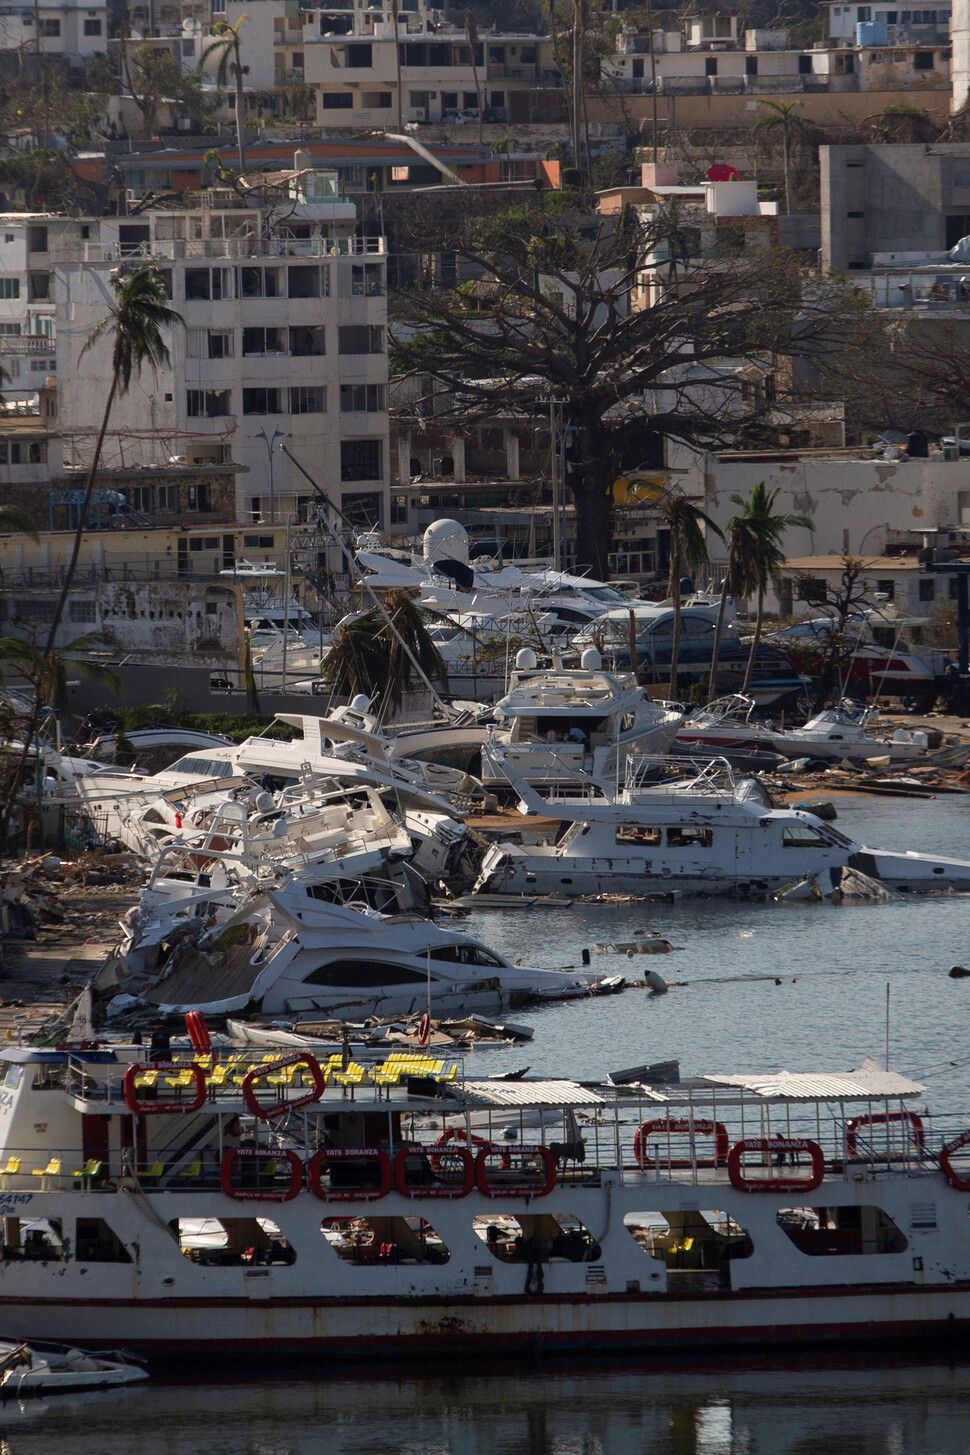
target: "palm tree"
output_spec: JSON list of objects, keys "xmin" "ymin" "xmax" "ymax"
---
[
  {"xmin": 732, "ymin": 483, "xmax": 812, "ymax": 694},
  {"xmin": 321, "ymin": 589, "xmax": 448, "ymax": 716},
  {"xmin": 200, "ymin": 15, "xmax": 249, "ymax": 171},
  {"xmin": 707, "ymin": 506, "xmax": 759, "ymax": 703},
  {"xmin": 43, "ymin": 264, "xmax": 182, "ymax": 662},
  {"xmin": 656, "ymin": 489, "xmax": 723, "ymax": 699},
  {"xmin": 466, "ymin": 11, "xmax": 484, "ymax": 146},
  {"xmin": 752, "ymin": 99, "xmax": 811, "ymax": 216}
]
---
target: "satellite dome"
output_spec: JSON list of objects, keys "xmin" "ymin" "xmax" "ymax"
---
[
  {"xmin": 423, "ymin": 519, "xmax": 469, "ymax": 565},
  {"xmin": 515, "ymin": 648, "xmax": 538, "ymax": 671},
  {"xmin": 580, "ymin": 647, "xmax": 602, "ymax": 670},
  {"xmin": 350, "ymin": 694, "xmax": 372, "ymax": 713}
]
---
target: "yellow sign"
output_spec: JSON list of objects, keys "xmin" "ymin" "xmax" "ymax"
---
[{"xmin": 611, "ymin": 474, "xmax": 666, "ymax": 505}]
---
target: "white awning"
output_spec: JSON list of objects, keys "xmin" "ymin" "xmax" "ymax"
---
[
  {"xmin": 457, "ymin": 1079, "xmax": 607, "ymax": 1110},
  {"xmin": 697, "ymin": 1059, "xmax": 924, "ymax": 1102}
]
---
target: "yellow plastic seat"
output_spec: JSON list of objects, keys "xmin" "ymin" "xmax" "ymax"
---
[
  {"xmin": 32, "ymin": 1157, "xmax": 61, "ymax": 1185},
  {"xmin": 72, "ymin": 1159, "xmax": 102, "ymax": 1185},
  {"xmin": 0, "ymin": 1156, "xmax": 21, "ymax": 1177},
  {"xmin": 178, "ymin": 1160, "xmax": 201, "ymax": 1180},
  {"xmin": 142, "ymin": 1160, "xmax": 164, "ymax": 1182}
]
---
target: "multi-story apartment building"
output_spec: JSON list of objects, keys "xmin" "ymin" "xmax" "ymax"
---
[
  {"xmin": 0, "ymin": 0, "xmax": 109, "ymax": 66},
  {"xmin": 44, "ymin": 159, "xmax": 389, "ymax": 529}
]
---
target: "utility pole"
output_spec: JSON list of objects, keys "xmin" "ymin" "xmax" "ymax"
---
[
  {"xmin": 571, "ymin": 0, "xmax": 584, "ymax": 179},
  {"xmin": 550, "ymin": 398, "xmax": 561, "ymax": 572}
]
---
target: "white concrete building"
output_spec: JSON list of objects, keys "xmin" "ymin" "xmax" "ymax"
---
[
  {"xmin": 52, "ymin": 166, "xmax": 390, "ymax": 527},
  {"xmin": 0, "ymin": 0, "xmax": 109, "ymax": 64}
]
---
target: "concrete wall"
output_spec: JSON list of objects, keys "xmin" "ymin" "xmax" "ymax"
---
[
  {"xmin": 954, "ymin": 0, "xmax": 970, "ymax": 108},
  {"xmin": 670, "ymin": 442, "xmax": 970, "ymax": 557},
  {"xmin": 821, "ymin": 143, "xmax": 970, "ymax": 271},
  {"xmin": 586, "ymin": 88, "xmax": 952, "ymax": 132}
]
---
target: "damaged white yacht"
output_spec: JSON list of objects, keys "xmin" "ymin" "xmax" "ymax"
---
[{"xmin": 475, "ymin": 755, "xmax": 970, "ymax": 898}]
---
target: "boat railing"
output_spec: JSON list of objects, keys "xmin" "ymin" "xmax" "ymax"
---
[{"xmin": 624, "ymin": 753, "xmax": 741, "ymax": 797}]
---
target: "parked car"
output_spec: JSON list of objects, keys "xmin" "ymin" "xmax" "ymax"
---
[
  {"xmin": 482, "ymin": 106, "xmax": 507, "ymax": 123},
  {"xmin": 442, "ymin": 108, "xmax": 479, "ymax": 124}
]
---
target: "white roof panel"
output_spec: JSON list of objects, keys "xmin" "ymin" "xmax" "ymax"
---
[
  {"xmin": 698, "ymin": 1059, "xmax": 924, "ymax": 1102},
  {"xmin": 457, "ymin": 1079, "xmax": 607, "ymax": 1109}
]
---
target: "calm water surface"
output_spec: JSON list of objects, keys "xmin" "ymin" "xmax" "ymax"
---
[{"xmin": 9, "ymin": 793, "xmax": 970, "ymax": 1454}]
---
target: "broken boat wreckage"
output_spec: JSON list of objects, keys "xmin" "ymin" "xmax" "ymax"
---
[{"xmin": 109, "ymin": 788, "xmax": 624, "ymax": 1019}]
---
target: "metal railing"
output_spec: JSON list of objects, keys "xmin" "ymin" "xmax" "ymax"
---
[{"xmin": 48, "ymin": 235, "xmax": 385, "ymax": 265}]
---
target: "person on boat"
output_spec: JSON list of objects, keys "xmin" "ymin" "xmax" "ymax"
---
[{"xmin": 568, "ymin": 726, "xmax": 587, "ymax": 746}]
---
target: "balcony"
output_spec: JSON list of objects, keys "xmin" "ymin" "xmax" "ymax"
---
[{"xmin": 48, "ymin": 235, "xmax": 386, "ymax": 264}]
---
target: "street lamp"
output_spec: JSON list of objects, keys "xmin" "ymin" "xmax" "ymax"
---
[{"xmin": 251, "ymin": 427, "xmax": 290, "ymax": 523}]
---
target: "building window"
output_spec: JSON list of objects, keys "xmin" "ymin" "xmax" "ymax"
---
[
  {"xmin": 290, "ymin": 325, "xmax": 326, "ymax": 356},
  {"xmin": 186, "ymin": 389, "xmax": 231, "ymax": 417},
  {"xmin": 798, "ymin": 53, "xmax": 812, "ymax": 71},
  {"xmin": 69, "ymin": 598, "xmax": 97, "ymax": 623},
  {"xmin": 351, "ymin": 263, "xmax": 384, "ymax": 296},
  {"xmin": 705, "ymin": 56, "xmax": 718, "ymax": 75},
  {"xmin": 39, "ymin": 17, "xmax": 60, "ymax": 35},
  {"xmin": 157, "ymin": 483, "xmax": 179, "ymax": 511},
  {"xmin": 341, "ymin": 490, "xmax": 383, "ymax": 527},
  {"xmin": 124, "ymin": 485, "xmax": 154, "ymax": 514},
  {"xmin": 289, "ymin": 385, "xmax": 326, "ymax": 413},
  {"xmin": 239, "ymin": 266, "xmax": 284, "ymax": 299},
  {"xmin": 187, "ymin": 483, "xmax": 212, "ymax": 512},
  {"xmin": 0, "ymin": 440, "xmax": 45, "ymax": 464},
  {"xmin": 340, "ymin": 383, "xmax": 385, "ymax": 412},
  {"xmin": 244, "ymin": 533, "xmax": 276, "ymax": 548},
  {"xmin": 322, "ymin": 92, "xmax": 354, "ymax": 108},
  {"xmin": 287, "ymin": 265, "xmax": 328, "ymax": 298},
  {"xmin": 346, "ymin": 42, "xmax": 372, "ymax": 65},
  {"xmin": 188, "ymin": 329, "xmax": 234, "ymax": 358},
  {"xmin": 338, "ymin": 325, "xmax": 384, "ymax": 354},
  {"xmin": 0, "ymin": 279, "xmax": 20, "ymax": 299},
  {"xmin": 242, "ymin": 325, "xmax": 286, "ymax": 355},
  {"xmin": 361, "ymin": 91, "xmax": 393, "ymax": 108},
  {"xmin": 242, "ymin": 387, "xmax": 284, "ymax": 414},
  {"xmin": 745, "ymin": 55, "xmax": 758, "ymax": 74},
  {"xmin": 340, "ymin": 439, "xmax": 382, "ymax": 480},
  {"xmin": 28, "ymin": 273, "xmax": 50, "ymax": 301},
  {"xmin": 83, "ymin": 17, "xmax": 102, "ymax": 34},
  {"xmin": 913, "ymin": 49, "xmax": 935, "ymax": 66},
  {"xmin": 0, "ymin": 323, "xmax": 21, "ymax": 335},
  {"xmin": 919, "ymin": 577, "xmax": 936, "ymax": 601},
  {"xmin": 391, "ymin": 493, "xmax": 408, "ymax": 524}
]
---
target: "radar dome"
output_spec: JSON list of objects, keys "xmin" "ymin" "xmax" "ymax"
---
[
  {"xmin": 350, "ymin": 694, "xmax": 372, "ymax": 713},
  {"xmin": 580, "ymin": 647, "xmax": 603, "ymax": 670},
  {"xmin": 515, "ymin": 648, "xmax": 538, "ymax": 671},
  {"xmin": 423, "ymin": 519, "xmax": 469, "ymax": 565}
]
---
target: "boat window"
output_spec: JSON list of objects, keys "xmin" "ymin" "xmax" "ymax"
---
[
  {"xmin": 666, "ymin": 826, "xmax": 714, "ymax": 848},
  {"xmin": 777, "ymin": 1206, "xmax": 907, "ymax": 1256},
  {"xmin": 782, "ymin": 824, "xmax": 828, "ymax": 847},
  {"xmin": 321, "ymin": 1215, "xmax": 450, "ymax": 1265},
  {"xmin": 32, "ymin": 1063, "xmax": 69, "ymax": 1090},
  {"xmin": 429, "ymin": 943, "xmax": 504, "ymax": 967},
  {"xmin": 473, "ymin": 1212, "xmax": 601, "ymax": 1263},
  {"xmin": 75, "ymin": 1218, "xmax": 132, "ymax": 1263},
  {"xmin": 616, "ymin": 825, "xmax": 662, "ymax": 846},
  {"xmin": 3, "ymin": 1218, "xmax": 63, "ymax": 1262},
  {"xmin": 167, "ymin": 756, "xmax": 234, "ymax": 778},
  {"xmin": 0, "ymin": 1062, "xmax": 23, "ymax": 1089},
  {"xmin": 624, "ymin": 1209, "xmax": 752, "ymax": 1285},
  {"xmin": 170, "ymin": 1216, "xmax": 295, "ymax": 1265},
  {"xmin": 302, "ymin": 960, "xmax": 430, "ymax": 988}
]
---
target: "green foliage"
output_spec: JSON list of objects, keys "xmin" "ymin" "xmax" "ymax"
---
[
  {"xmin": 82, "ymin": 705, "xmax": 299, "ymax": 744},
  {"xmin": 81, "ymin": 263, "xmax": 183, "ymax": 392},
  {"xmin": 122, "ymin": 43, "xmax": 221, "ymax": 135},
  {"xmin": 321, "ymin": 588, "xmax": 448, "ymax": 714}
]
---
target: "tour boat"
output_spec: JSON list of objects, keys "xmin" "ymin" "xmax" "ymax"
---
[
  {"xmin": 1, "ymin": 1040, "xmax": 970, "ymax": 1357},
  {"xmin": 473, "ymin": 755, "xmax": 970, "ymax": 898}
]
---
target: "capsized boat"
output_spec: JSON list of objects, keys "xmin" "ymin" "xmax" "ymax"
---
[
  {"xmin": 3, "ymin": 1040, "xmax": 970, "ymax": 1357},
  {"xmin": 473, "ymin": 754, "xmax": 970, "ymax": 898}
]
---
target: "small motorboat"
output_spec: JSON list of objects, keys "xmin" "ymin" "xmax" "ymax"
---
[{"xmin": 0, "ymin": 1340, "xmax": 148, "ymax": 1396}]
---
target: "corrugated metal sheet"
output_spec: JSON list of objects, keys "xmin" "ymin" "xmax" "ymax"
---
[
  {"xmin": 457, "ymin": 1079, "xmax": 606, "ymax": 1109},
  {"xmin": 699, "ymin": 1059, "xmax": 924, "ymax": 1102}
]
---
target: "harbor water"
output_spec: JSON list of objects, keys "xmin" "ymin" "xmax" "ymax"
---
[{"xmin": 7, "ymin": 792, "xmax": 970, "ymax": 1454}]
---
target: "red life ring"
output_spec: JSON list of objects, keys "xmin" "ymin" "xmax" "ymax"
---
[
  {"xmin": 395, "ymin": 1144, "xmax": 474, "ymax": 1198},
  {"xmin": 307, "ymin": 1147, "xmax": 391, "ymax": 1202},
  {"xmin": 475, "ymin": 1144, "xmax": 556, "ymax": 1199},
  {"xmin": 430, "ymin": 1127, "xmax": 509, "ymax": 1172},
  {"xmin": 417, "ymin": 1012, "xmax": 431, "ymax": 1047},
  {"xmin": 220, "ymin": 1148, "xmax": 303, "ymax": 1202},
  {"xmin": 940, "ymin": 1128, "xmax": 970, "ymax": 1190},
  {"xmin": 123, "ymin": 1061, "xmax": 206, "ymax": 1116},
  {"xmin": 242, "ymin": 1053, "xmax": 328, "ymax": 1121},
  {"xmin": 726, "ymin": 1138, "xmax": 825, "ymax": 1193},
  {"xmin": 184, "ymin": 1011, "xmax": 212, "ymax": 1053},
  {"xmin": 845, "ymin": 1110, "xmax": 925, "ymax": 1160},
  {"xmin": 633, "ymin": 1118, "xmax": 729, "ymax": 1168}
]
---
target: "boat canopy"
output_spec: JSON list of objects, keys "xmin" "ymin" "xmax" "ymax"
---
[{"xmin": 697, "ymin": 1061, "xmax": 925, "ymax": 1102}]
